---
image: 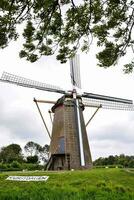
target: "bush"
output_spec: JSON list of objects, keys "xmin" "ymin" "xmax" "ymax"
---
[
  {"xmin": 10, "ymin": 161, "xmax": 21, "ymax": 168},
  {"xmin": 0, "ymin": 163, "xmax": 7, "ymax": 171},
  {"xmin": 0, "ymin": 162, "xmax": 44, "ymax": 171},
  {"xmin": 26, "ymin": 155, "xmax": 38, "ymax": 164},
  {"xmin": 21, "ymin": 163, "xmax": 44, "ymax": 171}
]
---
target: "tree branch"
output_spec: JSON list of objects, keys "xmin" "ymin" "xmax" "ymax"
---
[{"xmin": 71, "ymin": 0, "xmax": 76, "ymax": 8}]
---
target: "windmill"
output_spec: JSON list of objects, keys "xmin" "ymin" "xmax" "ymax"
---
[{"xmin": 0, "ymin": 55, "xmax": 134, "ymax": 170}]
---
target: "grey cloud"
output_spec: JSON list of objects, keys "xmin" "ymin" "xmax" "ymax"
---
[
  {"xmin": 0, "ymin": 86, "xmax": 50, "ymax": 147},
  {"xmin": 88, "ymin": 121, "xmax": 134, "ymax": 144},
  {"xmin": 90, "ymin": 139, "xmax": 134, "ymax": 160}
]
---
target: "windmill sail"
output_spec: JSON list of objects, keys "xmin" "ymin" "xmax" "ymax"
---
[
  {"xmin": 0, "ymin": 72, "xmax": 66, "ymax": 94},
  {"xmin": 70, "ymin": 55, "xmax": 81, "ymax": 88},
  {"xmin": 82, "ymin": 92, "xmax": 134, "ymax": 111}
]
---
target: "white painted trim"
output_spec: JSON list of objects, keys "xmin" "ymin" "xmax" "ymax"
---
[{"xmin": 76, "ymin": 99, "xmax": 85, "ymax": 166}]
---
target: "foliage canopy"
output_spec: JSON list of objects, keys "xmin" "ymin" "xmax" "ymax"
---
[
  {"xmin": 93, "ymin": 154, "xmax": 134, "ymax": 168},
  {"xmin": 0, "ymin": 144, "xmax": 23, "ymax": 163},
  {"xmin": 24, "ymin": 141, "xmax": 49, "ymax": 163},
  {"xmin": 24, "ymin": 141, "xmax": 42, "ymax": 156},
  {"xmin": 0, "ymin": 0, "xmax": 134, "ymax": 72},
  {"xmin": 26, "ymin": 155, "xmax": 39, "ymax": 163}
]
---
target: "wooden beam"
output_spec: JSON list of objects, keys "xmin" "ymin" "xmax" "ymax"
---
[
  {"xmin": 34, "ymin": 99, "xmax": 56, "ymax": 104},
  {"xmin": 33, "ymin": 98, "xmax": 51, "ymax": 139},
  {"xmin": 86, "ymin": 106, "xmax": 101, "ymax": 127}
]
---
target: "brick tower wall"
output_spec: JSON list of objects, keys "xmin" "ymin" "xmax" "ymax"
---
[
  {"xmin": 64, "ymin": 100, "xmax": 81, "ymax": 169},
  {"xmin": 50, "ymin": 104, "xmax": 64, "ymax": 155}
]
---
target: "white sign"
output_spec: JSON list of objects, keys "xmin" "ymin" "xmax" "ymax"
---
[{"xmin": 6, "ymin": 176, "xmax": 49, "ymax": 181}]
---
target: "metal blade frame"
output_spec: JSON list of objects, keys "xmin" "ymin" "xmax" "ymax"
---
[
  {"xmin": 83, "ymin": 97, "xmax": 134, "ymax": 111},
  {"xmin": 0, "ymin": 72, "xmax": 66, "ymax": 94},
  {"xmin": 82, "ymin": 92, "xmax": 133, "ymax": 104}
]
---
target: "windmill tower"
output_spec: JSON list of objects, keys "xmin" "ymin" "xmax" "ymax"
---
[
  {"xmin": 47, "ymin": 94, "xmax": 92, "ymax": 170},
  {"xmin": 0, "ymin": 55, "xmax": 134, "ymax": 170},
  {"xmin": 47, "ymin": 55, "xmax": 92, "ymax": 170}
]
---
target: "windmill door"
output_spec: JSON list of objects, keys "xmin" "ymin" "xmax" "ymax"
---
[{"xmin": 58, "ymin": 137, "xmax": 65, "ymax": 154}]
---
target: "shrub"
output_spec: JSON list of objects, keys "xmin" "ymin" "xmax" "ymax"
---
[
  {"xmin": 0, "ymin": 162, "xmax": 44, "ymax": 171},
  {"xmin": 10, "ymin": 161, "xmax": 21, "ymax": 168},
  {"xmin": 21, "ymin": 163, "xmax": 44, "ymax": 171},
  {"xmin": 0, "ymin": 163, "xmax": 7, "ymax": 171},
  {"xmin": 26, "ymin": 155, "xmax": 39, "ymax": 164}
]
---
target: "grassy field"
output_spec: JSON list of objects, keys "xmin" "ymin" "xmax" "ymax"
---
[{"xmin": 0, "ymin": 168, "xmax": 134, "ymax": 200}]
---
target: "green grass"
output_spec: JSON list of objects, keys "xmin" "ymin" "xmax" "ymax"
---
[{"xmin": 0, "ymin": 168, "xmax": 134, "ymax": 200}]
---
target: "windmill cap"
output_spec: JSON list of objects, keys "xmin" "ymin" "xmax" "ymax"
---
[{"xmin": 51, "ymin": 94, "xmax": 84, "ymax": 112}]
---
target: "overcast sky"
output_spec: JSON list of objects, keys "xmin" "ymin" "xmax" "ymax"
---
[{"xmin": 0, "ymin": 37, "xmax": 134, "ymax": 160}]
